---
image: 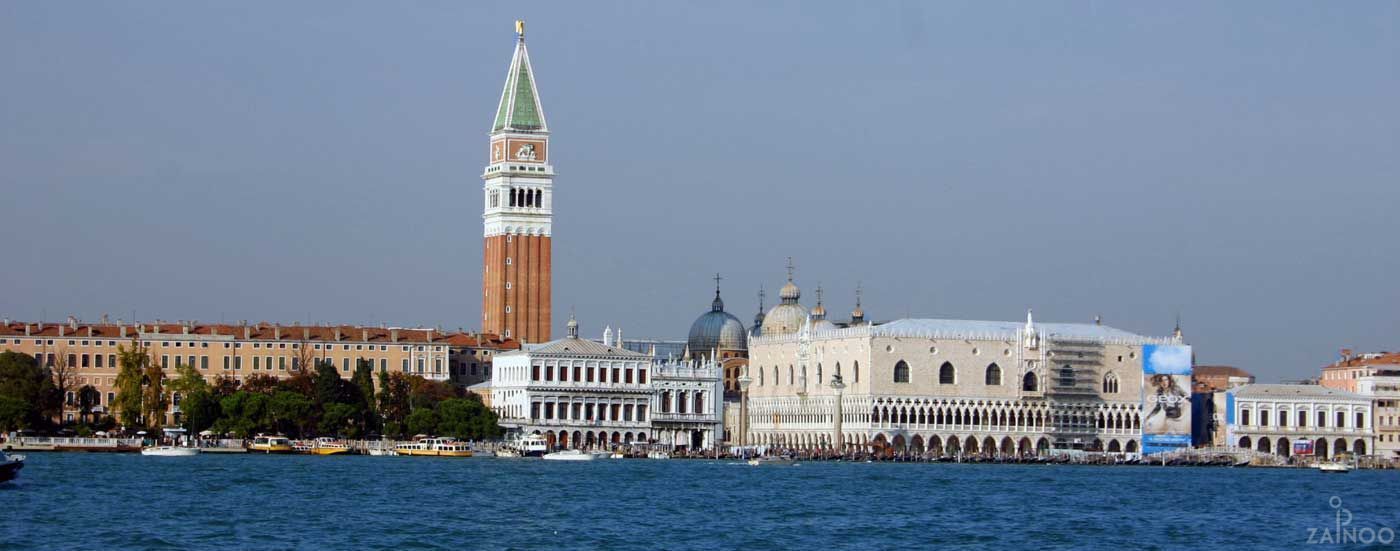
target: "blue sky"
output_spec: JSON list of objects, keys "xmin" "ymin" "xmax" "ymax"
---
[{"xmin": 1, "ymin": 2, "xmax": 1396, "ymax": 381}]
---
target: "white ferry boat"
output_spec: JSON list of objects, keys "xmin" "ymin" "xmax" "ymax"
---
[
  {"xmin": 396, "ymin": 437, "xmax": 474, "ymax": 457},
  {"xmin": 1, "ymin": 450, "xmax": 24, "ymax": 482}
]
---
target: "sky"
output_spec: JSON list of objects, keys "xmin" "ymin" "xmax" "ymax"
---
[{"xmin": 1, "ymin": 2, "xmax": 1396, "ymax": 382}]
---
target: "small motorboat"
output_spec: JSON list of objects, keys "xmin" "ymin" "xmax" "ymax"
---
[
  {"xmin": 542, "ymin": 449, "xmax": 598, "ymax": 461},
  {"xmin": 141, "ymin": 446, "xmax": 201, "ymax": 457},
  {"xmin": 1, "ymin": 450, "xmax": 24, "ymax": 482},
  {"xmin": 748, "ymin": 456, "xmax": 798, "ymax": 466},
  {"xmin": 646, "ymin": 451, "xmax": 671, "ymax": 460},
  {"xmin": 609, "ymin": 451, "xmax": 626, "ymax": 459},
  {"xmin": 1317, "ymin": 461, "xmax": 1352, "ymax": 474}
]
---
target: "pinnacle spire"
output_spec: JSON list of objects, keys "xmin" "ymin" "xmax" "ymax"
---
[{"xmin": 492, "ymin": 21, "xmax": 548, "ymax": 133}]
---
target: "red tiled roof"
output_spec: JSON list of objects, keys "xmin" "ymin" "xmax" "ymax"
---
[{"xmin": 0, "ymin": 321, "xmax": 519, "ymax": 349}]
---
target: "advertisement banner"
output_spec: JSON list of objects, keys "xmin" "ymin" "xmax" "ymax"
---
[
  {"xmin": 1293, "ymin": 440, "xmax": 1314, "ymax": 456},
  {"xmin": 1142, "ymin": 344, "xmax": 1192, "ymax": 455}
]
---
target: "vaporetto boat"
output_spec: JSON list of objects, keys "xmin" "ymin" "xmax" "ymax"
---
[
  {"xmin": 395, "ymin": 437, "xmax": 474, "ymax": 457},
  {"xmin": 248, "ymin": 436, "xmax": 294, "ymax": 454}
]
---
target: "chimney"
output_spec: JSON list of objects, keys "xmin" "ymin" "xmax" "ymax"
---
[
  {"xmin": 391, "ymin": 329, "xmax": 399, "ymax": 343},
  {"xmin": 68, "ymin": 316, "xmax": 78, "ymax": 330},
  {"xmin": 182, "ymin": 324, "xmax": 190, "ymax": 335},
  {"xmin": 153, "ymin": 324, "xmax": 161, "ymax": 335},
  {"xmin": 427, "ymin": 328, "xmax": 434, "ymax": 342},
  {"xmin": 87, "ymin": 326, "xmax": 93, "ymax": 337},
  {"xmin": 101, "ymin": 313, "xmax": 109, "ymax": 324},
  {"xmin": 361, "ymin": 329, "xmax": 368, "ymax": 342},
  {"xmin": 243, "ymin": 326, "xmax": 250, "ymax": 340},
  {"xmin": 59, "ymin": 324, "xmax": 65, "ymax": 337},
  {"xmin": 120, "ymin": 326, "xmax": 127, "ymax": 338},
  {"xmin": 24, "ymin": 324, "xmax": 30, "ymax": 336},
  {"xmin": 303, "ymin": 327, "xmax": 310, "ymax": 340},
  {"xmin": 334, "ymin": 328, "xmax": 341, "ymax": 341},
  {"xmin": 274, "ymin": 324, "xmax": 281, "ymax": 340}
]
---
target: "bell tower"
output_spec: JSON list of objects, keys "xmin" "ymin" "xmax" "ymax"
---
[{"xmin": 482, "ymin": 20, "xmax": 552, "ymax": 343}]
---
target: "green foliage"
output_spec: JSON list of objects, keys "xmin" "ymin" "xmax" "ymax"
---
[
  {"xmin": 318, "ymin": 402, "xmax": 359, "ymax": 437},
  {"xmin": 405, "ymin": 408, "xmax": 439, "ymax": 437},
  {"xmin": 0, "ymin": 396, "xmax": 28, "ymax": 432},
  {"xmin": 352, "ymin": 360, "xmax": 379, "ymax": 432},
  {"xmin": 212, "ymin": 391, "xmax": 271, "ymax": 438},
  {"xmin": 0, "ymin": 351, "xmax": 57, "ymax": 430},
  {"xmin": 77, "ymin": 385, "xmax": 100, "ymax": 424},
  {"xmin": 269, "ymin": 391, "xmax": 313, "ymax": 437},
  {"xmin": 167, "ymin": 363, "xmax": 208, "ymax": 396},
  {"xmin": 114, "ymin": 342, "xmax": 149, "ymax": 428},
  {"xmin": 377, "ymin": 372, "xmax": 412, "ymax": 436},
  {"xmin": 179, "ymin": 390, "xmax": 220, "ymax": 435},
  {"xmin": 435, "ymin": 397, "xmax": 505, "ymax": 440},
  {"xmin": 141, "ymin": 361, "xmax": 168, "ymax": 429}
]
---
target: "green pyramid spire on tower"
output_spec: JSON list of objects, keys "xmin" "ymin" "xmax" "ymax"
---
[{"xmin": 492, "ymin": 21, "xmax": 548, "ymax": 133}]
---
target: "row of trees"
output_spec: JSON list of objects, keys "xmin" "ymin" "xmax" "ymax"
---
[{"xmin": 0, "ymin": 344, "xmax": 504, "ymax": 441}]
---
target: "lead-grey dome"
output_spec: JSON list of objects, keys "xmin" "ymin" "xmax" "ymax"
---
[{"xmin": 688, "ymin": 290, "xmax": 748, "ymax": 355}]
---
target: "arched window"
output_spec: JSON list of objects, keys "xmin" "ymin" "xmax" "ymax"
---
[
  {"xmin": 1058, "ymin": 365, "xmax": 1074, "ymax": 388},
  {"xmin": 1241, "ymin": 409, "xmax": 1251, "ymax": 426},
  {"xmin": 816, "ymin": 363, "xmax": 823, "ymax": 385},
  {"xmin": 939, "ymin": 362, "xmax": 955, "ymax": 385},
  {"xmin": 984, "ymin": 363, "xmax": 1001, "ymax": 386},
  {"xmin": 835, "ymin": 362, "xmax": 841, "ymax": 377},
  {"xmin": 788, "ymin": 365, "xmax": 794, "ymax": 385},
  {"xmin": 1022, "ymin": 372, "xmax": 1038, "ymax": 392},
  {"xmin": 758, "ymin": 366, "xmax": 764, "ymax": 386},
  {"xmin": 853, "ymin": 361, "xmax": 859, "ymax": 383},
  {"xmin": 893, "ymin": 361, "xmax": 910, "ymax": 383},
  {"xmin": 1102, "ymin": 373, "xmax": 1119, "ymax": 394}
]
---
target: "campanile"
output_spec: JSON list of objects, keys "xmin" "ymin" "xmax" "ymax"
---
[{"xmin": 482, "ymin": 20, "xmax": 552, "ymax": 343}]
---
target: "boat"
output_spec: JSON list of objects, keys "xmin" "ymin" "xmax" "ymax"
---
[
  {"xmin": 1317, "ymin": 461, "xmax": 1352, "ymax": 474},
  {"xmin": 291, "ymin": 440, "xmax": 315, "ymax": 454},
  {"xmin": 367, "ymin": 447, "xmax": 398, "ymax": 457},
  {"xmin": 396, "ymin": 437, "xmax": 474, "ymax": 457},
  {"xmin": 248, "ymin": 435, "xmax": 294, "ymax": 454},
  {"xmin": 748, "ymin": 456, "xmax": 798, "ymax": 466},
  {"xmin": 311, "ymin": 437, "xmax": 350, "ymax": 456},
  {"xmin": 609, "ymin": 451, "xmax": 626, "ymax": 459},
  {"xmin": 542, "ymin": 449, "xmax": 599, "ymax": 461},
  {"xmin": 141, "ymin": 446, "xmax": 200, "ymax": 457},
  {"xmin": 1, "ymin": 450, "xmax": 24, "ymax": 482},
  {"xmin": 646, "ymin": 451, "xmax": 671, "ymax": 460},
  {"xmin": 495, "ymin": 434, "xmax": 548, "ymax": 458}
]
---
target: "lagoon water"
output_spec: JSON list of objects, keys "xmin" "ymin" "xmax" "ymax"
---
[{"xmin": 4, "ymin": 453, "xmax": 1399, "ymax": 549}]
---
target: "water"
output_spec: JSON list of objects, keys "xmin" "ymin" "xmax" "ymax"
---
[{"xmin": 4, "ymin": 454, "xmax": 1399, "ymax": 549}]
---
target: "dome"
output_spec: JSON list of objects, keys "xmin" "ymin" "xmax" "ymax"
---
[
  {"xmin": 811, "ymin": 318, "xmax": 837, "ymax": 333},
  {"xmin": 687, "ymin": 286, "xmax": 747, "ymax": 355},
  {"xmin": 778, "ymin": 280, "xmax": 800, "ymax": 301},
  {"xmin": 761, "ymin": 303, "xmax": 808, "ymax": 336}
]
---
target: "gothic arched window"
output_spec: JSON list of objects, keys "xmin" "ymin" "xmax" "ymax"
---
[
  {"xmin": 893, "ymin": 361, "xmax": 910, "ymax": 383},
  {"xmin": 985, "ymin": 363, "xmax": 1001, "ymax": 386},
  {"xmin": 1023, "ymin": 372, "xmax": 1038, "ymax": 392},
  {"xmin": 939, "ymin": 362, "xmax": 955, "ymax": 385}
]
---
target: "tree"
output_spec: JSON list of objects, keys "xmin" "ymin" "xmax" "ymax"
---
[
  {"xmin": 269, "ymin": 391, "xmax": 313, "ymax": 437},
  {"xmin": 405, "ymin": 408, "xmax": 438, "ymax": 437},
  {"xmin": 242, "ymin": 373, "xmax": 281, "ymax": 395},
  {"xmin": 377, "ymin": 371, "xmax": 412, "ymax": 437},
  {"xmin": 0, "ymin": 351, "xmax": 58, "ymax": 431},
  {"xmin": 314, "ymin": 361, "xmax": 343, "ymax": 406},
  {"xmin": 408, "ymin": 376, "xmax": 461, "ymax": 411},
  {"xmin": 167, "ymin": 362, "xmax": 208, "ymax": 397},
  {"xmin": 0, "ymin": 396, "xmax": 29, "ymax": 432},
  {"xmin": 49, "ymin": 346, "xmax": 77, "ymax": 424},
  {"xmin": 213, "ymin": 391, "xmax": 270, "ymax": 438},
  {"xmin": 435, "ymin": 397, "xmax": 504, "ymax": 440},
  {"xmin": 141, "ymin": 361, "xmax": 168, "ymax": 430},
  {"xmin": 179, "ymin": 390, "xmax": 220, "ymax": 435},
  {"xmin": 114, "ymin": 341, "xmax": 150, "ymax": 429},
  {"xmin": 319, "ymin": 402, "xmax": 359, "ymax": 437},
  {"xmin": 77, "ymin": 385, "xmax": 100, "ymax": 425},
  {"xmin": 210, "ymin": 375, "xmax": 241, "ymax": 398},
  {"xmin": 352, "ymin": 360, "xmax": 379, "ymax": 433}
]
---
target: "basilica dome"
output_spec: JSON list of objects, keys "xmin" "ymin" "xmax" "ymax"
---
[
  {"xmin": 761, "ymin": 277, "xmax": 809, "ymax": 337},
  {"xmin": 688, "ymin": 291, "xmax": 748, "ymax": 355}
]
